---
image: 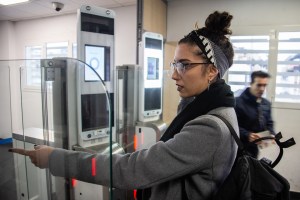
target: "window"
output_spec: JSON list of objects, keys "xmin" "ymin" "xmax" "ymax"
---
[
  {"xmin": 46, "ymin": 42, "xmax": 68, "ymax": 58},
  {"xmin": 25, "ymin": 42, "xmax": 69, "ymax": 87},
  {"xmin": 25, "ymin": 45, "xmax": 42, "ymax": 86},
  {"xmin": 228, "ymin": 36, "xmax": 270, "ymax": 96},
  {"xmin": 275, "ymin": 32, "xmax": 300, "ymax": 103}
]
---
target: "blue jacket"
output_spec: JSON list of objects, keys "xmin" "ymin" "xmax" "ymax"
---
[{"xmin": 235, "ymin": 88, "xmax": 274, "ymax": 157}]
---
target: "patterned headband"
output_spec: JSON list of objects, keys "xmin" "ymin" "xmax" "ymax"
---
[{"xmin": 186, "ymin": 30, "xmax": 230, "ymax": 78}]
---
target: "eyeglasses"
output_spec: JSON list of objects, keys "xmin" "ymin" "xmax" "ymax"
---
[{"xmin": 169, "ymin": 62, "xmax": 210, "ymax": 76}]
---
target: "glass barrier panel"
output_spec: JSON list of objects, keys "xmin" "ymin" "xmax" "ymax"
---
[
  {"xmin": 0, "ymin": 58, "xmax": 114, "ymax": 200},
  {"xmin": 1, "ymin": 60, "xmax": 183, "ymax": 200},
  {"xmin": 113, "ymin": 66, "xmax": 179, "ymax": 199}
]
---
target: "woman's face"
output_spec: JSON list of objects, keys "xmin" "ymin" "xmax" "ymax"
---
[{"xmin": 172, "ymin": 43, "xmax": 212, "ymax": 98}]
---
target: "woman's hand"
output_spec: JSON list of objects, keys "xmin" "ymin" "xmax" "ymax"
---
[{"xmin": 9, "ymin": 145, "xmax": 54, "ymax": 169}]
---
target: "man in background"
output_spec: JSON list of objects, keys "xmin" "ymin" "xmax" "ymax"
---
[{"xmin": 235, "ymin": 70, "xmax": 275, "ymax": 158}]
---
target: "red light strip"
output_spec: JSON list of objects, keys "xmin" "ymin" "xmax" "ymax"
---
[
  {"xmin": 134, "ymin": 134, "xmax": 138, "ymax": 151},
  {"xmin": 92, "ymin": 157, "xmax": 96, "ymax": 176},
  {"xmin": 72, "ymin": 179, "xmax": 77, "ymax": 187}
]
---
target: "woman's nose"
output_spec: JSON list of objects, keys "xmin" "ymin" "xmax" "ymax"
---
[{"xmin": 171, "ymin": 68, "xmax": 180, "ymax": 80}]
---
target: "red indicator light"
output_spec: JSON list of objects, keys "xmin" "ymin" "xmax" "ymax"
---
[
  {"xmin": 72, "ymin": 179, "xmax": 77, "ymax": 187},
  {"xmin": 134, "ymin": 134, "xmax": 138, "ymax": 151},
  {"xmin": 92, "ymin": 157, "xmax": 96, "ymax": 176}
]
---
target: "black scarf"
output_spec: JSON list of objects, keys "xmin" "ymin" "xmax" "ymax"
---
[{"xmin": 160, "ymin": 79, "xmax": 235, "ymax": 142}]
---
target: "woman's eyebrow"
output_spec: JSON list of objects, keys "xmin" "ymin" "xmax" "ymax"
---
[{"xmin": 174, "ymin": 59, "xmax": 191, "ymax": 62}]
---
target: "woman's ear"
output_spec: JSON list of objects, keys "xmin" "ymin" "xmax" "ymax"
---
[{"xmin": 208, "ymin": 65, "xmax": 219, "ymax": 79}]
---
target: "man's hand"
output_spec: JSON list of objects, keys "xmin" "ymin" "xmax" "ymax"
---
[
  {"xmin": 248, "ymin": 133, "xmax": 261, "ymax": 142},
  {"xmin": 9, "ymin": 145, "xmax": 54, "ymax": 169},
  {"xmin": 249, "ymin": 132, "xmax": 275, "ymax": 148}
]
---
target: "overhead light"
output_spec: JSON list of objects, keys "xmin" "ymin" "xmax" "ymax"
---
[{"xmin": 0, "ymin": 0, "xmax": 30, "ymax": 5}]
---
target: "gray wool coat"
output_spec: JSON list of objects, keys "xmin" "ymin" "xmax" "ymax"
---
[{"xmin": 49, "ymin": 107, "xmax": 238, "ymax": 200}]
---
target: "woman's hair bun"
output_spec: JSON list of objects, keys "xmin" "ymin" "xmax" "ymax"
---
[{"xmin": 205, "ymin": 11, "xmax": 233, "ymax": 36}]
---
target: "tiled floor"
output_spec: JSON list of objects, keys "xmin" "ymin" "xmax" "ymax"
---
[{"xmin": 0, "ymin": 142, "xmax": 17, "ymax": 200}]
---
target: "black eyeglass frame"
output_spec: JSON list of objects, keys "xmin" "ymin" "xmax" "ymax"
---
[{"xmin": 169, "ymin": 62, "xmax": 210, "ymax": 75}]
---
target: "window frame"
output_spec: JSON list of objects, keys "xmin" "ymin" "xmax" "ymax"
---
[
  {"xmin": 24, "ymin": 41, "xmax": 75, "ymax": 90},
  {"xmin": 225, "ymin": 26, "xmax": 300, "ymax": 110}
]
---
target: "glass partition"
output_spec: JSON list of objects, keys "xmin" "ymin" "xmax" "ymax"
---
[
  {"xmin": 115, "ymin": 66, "xmax": 178, "ymax": 153},
  {"xmin": 0, "ymin": 59, "xmax": 181, "ymax": 200},
  {"xmin": 113, "ymin": 65, "xmax": 179, "ymax": 199},
  {"xmin": 0, "ymin": 58, "xmax": 114, "ymax": 200}
]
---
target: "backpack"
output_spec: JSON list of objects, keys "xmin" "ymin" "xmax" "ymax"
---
[{"xmin": 211, "ymin": 114, "xmax": 296, "ymax": 200}]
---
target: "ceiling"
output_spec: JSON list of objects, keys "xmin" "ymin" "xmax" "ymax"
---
[{"xmin": 0, "ymin": 0, "xmax": 137, "ymax": 21}]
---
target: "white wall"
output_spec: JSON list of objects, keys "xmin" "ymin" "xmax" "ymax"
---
[
  {"xmin": 14, "ymin": 13, "xmax": 77, "ymax": 59},
  {"xmin": 0, "ymin": 21, "xmax": 15, "ymax": 59},
  {"xmin": 0, "ymin": 21, "xmax": 15, "ymax": 138},
  {"xmin": 272, "ymin": 108, "xmax": 300, "ymax": 187},
  {"xmin": 114, "ymin": 6, "xmax": 137, "ymax": 66},
  {"xmin": 167, "ymin": 0, "xmax": 300, "ymax": 192},
  {"xmin": 0, "ymin": 62, "xmax": 12, "ymax": 138},
  {"xmin": 0, "ymin": 5, "xmax": 137, "ymax": 137}
]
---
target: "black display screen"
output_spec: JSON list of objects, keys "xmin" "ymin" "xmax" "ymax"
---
[
  {"xmin": 81, "ymin": 93, "xmax": 114, "ymax": 132},
  {"xmin": 145, "ymin": 38, "xmax": 162, "ymax": 50},
  {"xmin": 144, "ymin": 88, "xmax": 161, "ymax": 111},
  {"xmin": 81, "ymin": 13, "xmax": 114, "ymax": 35}
]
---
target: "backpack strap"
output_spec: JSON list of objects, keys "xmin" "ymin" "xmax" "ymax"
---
[
  {"xmin": 210, "ymin": 114, "xmax": 244, "ymax": 150},
  {"xmin": 275, "ymin": 132, "xmax": 296, "ymax": 148}
]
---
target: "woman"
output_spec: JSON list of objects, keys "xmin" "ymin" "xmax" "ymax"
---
[{"xmin": 10, "ymin": 11, "xmax": 238, "ymax": 200}]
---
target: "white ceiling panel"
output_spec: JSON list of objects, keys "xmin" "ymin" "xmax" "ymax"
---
[{"xmin": 0, "ymin": 0, "xmax": 136, "ymax": 21}]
